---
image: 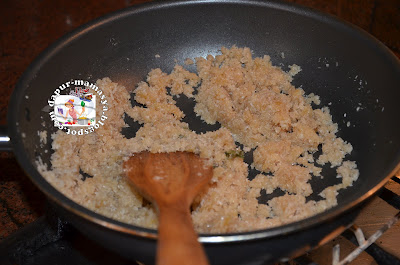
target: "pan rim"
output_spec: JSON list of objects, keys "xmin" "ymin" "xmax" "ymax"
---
[{"xmin": 8, "ymin": 0, "xmax": 400, "ymax": 243}]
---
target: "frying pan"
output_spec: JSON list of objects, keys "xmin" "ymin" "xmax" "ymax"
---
[{"xmin": 4, "ymin": 0, "xmax": 400, "ymax": 264}]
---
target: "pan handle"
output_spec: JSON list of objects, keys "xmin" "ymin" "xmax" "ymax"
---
[{"xmin": 0, "ymin": 126, "xmax": 12, "ymax": 151}]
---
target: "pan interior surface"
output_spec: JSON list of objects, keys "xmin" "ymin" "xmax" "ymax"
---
[{"xmin": 8, "ymin": 0, "xmax": 400, "ymax": 241}]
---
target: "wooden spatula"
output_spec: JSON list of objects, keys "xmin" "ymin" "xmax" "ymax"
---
[{"xmin": 123, "ymin": 151, "xmax": 213, "ymax": 265}]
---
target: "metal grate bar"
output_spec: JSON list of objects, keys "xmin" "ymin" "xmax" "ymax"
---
[
  {"xmin": 379, "ymin": 187, "xmax": 400, "ymax": 210},
  {"xmin": 334, "ymin": 211, "xmax": 400, "ymax": 265},
  {"xmin": 293, "ymin": 176, "xmax": 400, "ymax": 265},
  {"xmin": 391, "ymin": 176, "xmax": 400, "ymax": 185},
  {"xmin": 293, "ymin": 255, "xmax": 319, "ymax": 265}
]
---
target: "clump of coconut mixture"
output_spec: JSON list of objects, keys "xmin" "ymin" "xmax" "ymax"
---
[{"xmin": 37, "ymin": 46, "xmax": 358, "ymax": 233}]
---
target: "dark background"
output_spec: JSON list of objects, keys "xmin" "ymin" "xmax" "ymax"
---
[{"xmin": 0, "ymin": 0, "xmax": 399, "ymax": 240}]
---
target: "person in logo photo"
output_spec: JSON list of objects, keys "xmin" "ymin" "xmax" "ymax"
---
[{"xmin": 63, "ymin": 99, "xmax": 85, "ymax": 124}]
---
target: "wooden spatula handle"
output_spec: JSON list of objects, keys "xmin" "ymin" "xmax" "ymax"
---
[{"xmin": 157, "ymin": 205, "xmax": 209, "ymax": 265}]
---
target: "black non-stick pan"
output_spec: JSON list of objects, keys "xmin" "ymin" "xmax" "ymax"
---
[{"xmin": 4, "ymin": 0, "xmax": 400, "ymax": 264}]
